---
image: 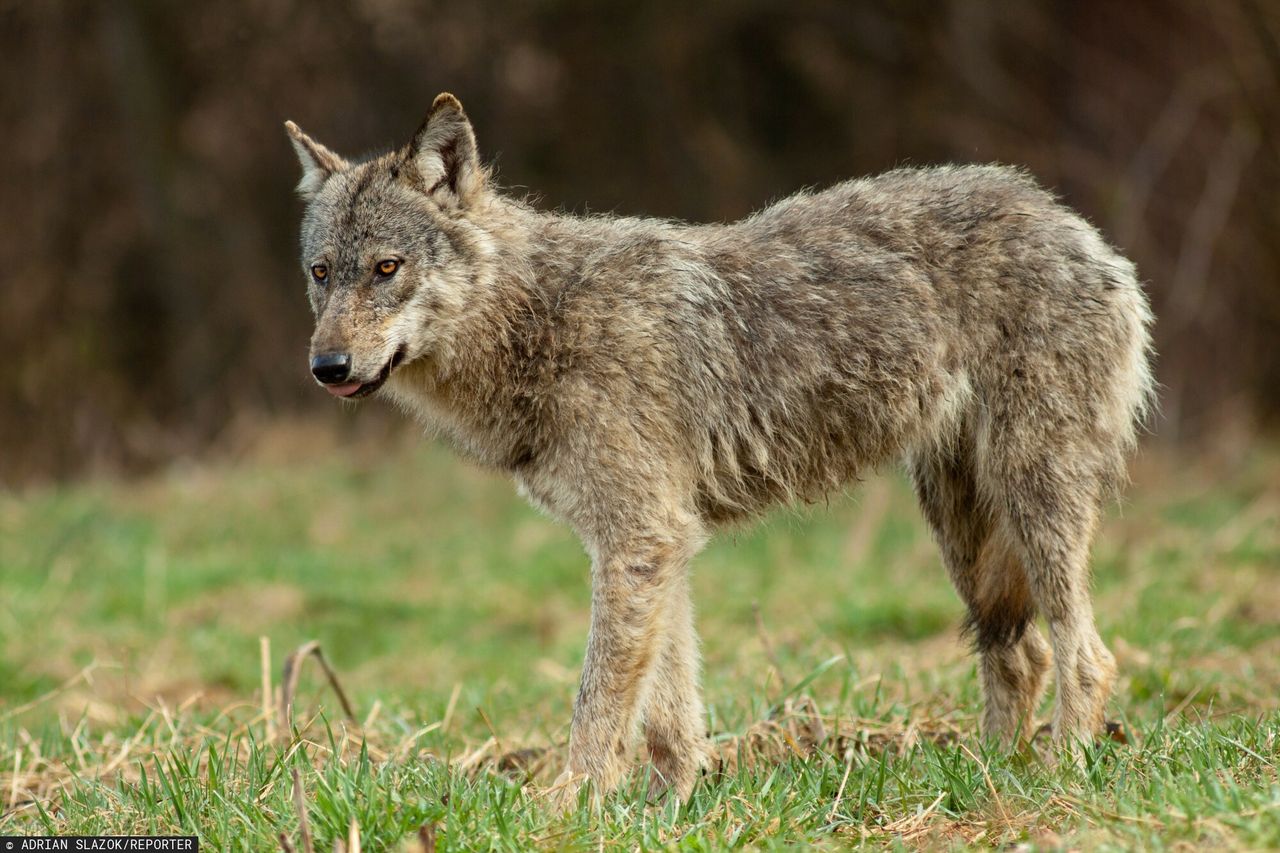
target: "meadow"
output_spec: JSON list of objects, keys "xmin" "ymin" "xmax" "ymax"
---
[{"xmin": 1, "ymin": 425, "xmax": 1277, "ymax": 850}]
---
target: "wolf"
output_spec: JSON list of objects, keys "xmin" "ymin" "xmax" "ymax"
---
[{"xmin": 286, "ymin": 93, "xmax": 1154, "ymax": 802}]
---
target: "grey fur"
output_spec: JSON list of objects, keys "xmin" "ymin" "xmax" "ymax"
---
[{"xmin": 287, "ymin": 94, "xmax": 1155, "ymax": 802}]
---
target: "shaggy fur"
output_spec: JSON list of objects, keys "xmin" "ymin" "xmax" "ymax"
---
[{"xmin": 286, "ymin": 94, "xmax": 1155, "ymax": 801}]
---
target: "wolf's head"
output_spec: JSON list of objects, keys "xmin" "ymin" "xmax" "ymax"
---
[{"xmin": 285, "ymin": 93, "xmax": 495, "ymax": 399}]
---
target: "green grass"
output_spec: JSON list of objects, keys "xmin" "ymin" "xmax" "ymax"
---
[{"xmin": 1, "ymin": 428, "xmax": 1278, "ymax": 849}]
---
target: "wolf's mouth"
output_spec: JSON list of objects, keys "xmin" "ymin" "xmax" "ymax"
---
[{"xmin": 325, "ymin": 345, "xmax": 407, "ymax": 399}]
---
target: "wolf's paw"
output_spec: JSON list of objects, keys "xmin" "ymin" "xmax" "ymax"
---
[
  {"xmin": 1032, "ymin": 720, "xmax": 1130, "ymax": 768},
  {"xmin": 544, "ymin": 768, "xmax": 589, "ymax": 813},
  {"xmin": 642, "ymin": 753, "xmax": 703, "ymax": 805},
  {"xmin": 640, "ymin": 765, "xmax": 692, "ymax": 806}
]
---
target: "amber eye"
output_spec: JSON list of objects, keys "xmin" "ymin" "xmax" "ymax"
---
[
  {"xmin": 310, "ymin": 264, "xmax": 328, "ymax": 282},
  {"xmin": 376, "ymin": 259, "xmax": 400, "ymax": 276}
]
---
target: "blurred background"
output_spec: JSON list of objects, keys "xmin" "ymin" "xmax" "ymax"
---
[{"xmin": 3, "ymin": 0, "xmax": 1278, "ymax": 486}]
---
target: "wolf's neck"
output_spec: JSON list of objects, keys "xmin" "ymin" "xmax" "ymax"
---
[
  {"xmin": 456, "ymin": 195, "xmax": 630, "ymax": 332},
  {"xmin": 485, "ymin": 199, "xmax": 620, "ymax": 295},
  {"xmin": 393, "ymin": 198, "xmax": 584, "ymax": 462}
]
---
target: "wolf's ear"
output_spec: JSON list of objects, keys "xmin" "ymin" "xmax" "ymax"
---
[
  {"xmin": 409, "ymin": 93, "xmax": 483, "ymax": 207},
  {"xmin": 285, "ymin": 121, "xmax": 349, "ymax": 201}
]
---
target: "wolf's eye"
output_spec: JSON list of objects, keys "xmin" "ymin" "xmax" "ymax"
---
[
  {"xmin": 376, "ymin": 259, "xmax": 400, "ymax": 277},
  {"xmin": 311, "ymin": 264, "xmax": 328, "ymax": 282}
]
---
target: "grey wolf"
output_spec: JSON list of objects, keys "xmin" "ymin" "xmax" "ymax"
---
[{"xmin": 286, "ymin": 93, "xmax": 1155, "ymax": 802}]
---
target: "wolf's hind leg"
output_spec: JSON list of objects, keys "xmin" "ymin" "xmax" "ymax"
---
[
  {"xmin": 911, "ymin": 445, "xmax": 1050, "ymax": 744},
  {"xmin": 988, "ymin": 444, "xmax": 1116, "ymax": 747},
  {"xmin": 969, "ymin": 531, "xmax": 1052, "ymax": 741}
]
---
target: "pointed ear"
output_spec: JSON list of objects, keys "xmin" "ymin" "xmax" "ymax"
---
[
  {"xmin": 408, "ymin": 93, "xmax": 483, "ymax": 206},
  {"xmin": 284, "ymin": 120, "xmax": 349, "ymax": 200}
]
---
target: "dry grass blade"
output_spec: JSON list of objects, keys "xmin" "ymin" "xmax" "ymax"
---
[
  {"xmin": 827, "ymin": 748, "xmax": 855, "ymax": 823},
  {"xmin": 347, "ymin": 817, "xmax": 362, "ymax": 853},
  {"xmin": 752, "ymin": 602, "xmax": 784, "ymax": 676},
  {"xmin": 0, "ymin": 663, "xmax": 101, "ymax": 723},
  {"xmin": 292, "ymin": 767, "xmax": 315, "ymax": 853},
  {"xmin": 279, "ymin": 640, "xmax": 358, "ymax": 737},
  {"xmin": 261, "ymin": 635, "xmax": 276, "ymax": 743},
  {"xmin": 441, "ymin": 683, "xmax": 462, "ymax": 734},
  {"xmin": 882, "ymin": 790, "xmax": 946, "ymax": 840},
  {"xmin": 418, "ymin": 822, "xmax": 437, "ymax": 853},
  {"xmin": 960, "ymin": 743, "xmax": 1012, "ymax": 829},
  {"xmin": 476, "ymin": 706, "xmax": 506, "ymax": 757},
  {"xmin": 8, "ymin": 747, "xmax": 21, "ymax": 811}
]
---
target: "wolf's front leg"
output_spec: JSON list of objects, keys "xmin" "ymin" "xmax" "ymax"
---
[
  {"xmin": 641, "ymin": 572, "xmax": 708, "ymax": 800},
  {"xmin": 557, "ymin": 527, "xmax": 700, "ymax": 802}
]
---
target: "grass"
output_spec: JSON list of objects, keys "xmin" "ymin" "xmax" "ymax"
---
[{"xmin": 1, "ymin": 423, "xmax": 1278, "ymax": 849}]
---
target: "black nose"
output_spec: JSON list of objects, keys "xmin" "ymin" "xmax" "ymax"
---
[{"xmin": 310, "ymin": 352, "xmax": 352, "ymax": 384}]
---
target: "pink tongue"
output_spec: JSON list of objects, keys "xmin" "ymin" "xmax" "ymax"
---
[{"xmin": 324, "ymin": 383, "xmax": 363, "ymax": 397}]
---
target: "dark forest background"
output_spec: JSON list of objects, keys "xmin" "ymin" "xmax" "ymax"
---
[{"xmin": 3, "ymin": 0, "xmax": 1278, "ymax": 485}]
